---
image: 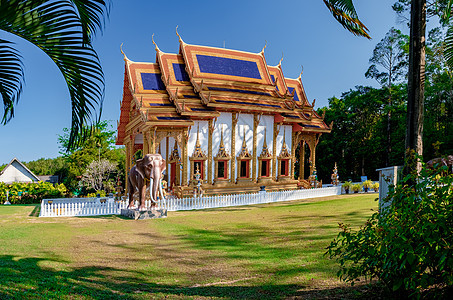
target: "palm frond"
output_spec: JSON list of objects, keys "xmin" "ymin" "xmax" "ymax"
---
[
  {"xmin": 443, "ymin": 24, "xmax": 453, "ymax": 70},
  {"xmin": 70, "ymin": 0, "xmax": 111, "ymax": 44},
  {"xmin": 0, "ymin": 0, "xmax": 109, "ymax": 151},
  {"xmin": 0, "ymin": 39, "xmax": 24, "ymax": 124},
  {"xmin": 323, "ymin": 0, "xmax": 370, "ymax": 39}
]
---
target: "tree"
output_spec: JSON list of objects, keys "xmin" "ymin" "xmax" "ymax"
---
[
  {"xmin": 81, "ymin": 159, "xmax": 117, "ymax": 193},
  {"xmin": 0, "ymin": 0, "xmax": 110, "ymax": 150},
  {"xmin": 323, "ymin": 0, "xmax": 453, "ymax": 176},
  {"xmin": 58, "ymin": 120, "xmax": 125, "ymax": 193},
  {"xmin": 366, "ymin": 27, "xmax": 408, "ymax": 166}
]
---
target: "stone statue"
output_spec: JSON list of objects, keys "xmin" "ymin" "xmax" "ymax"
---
[
  {"xmin": 128, "ymin": 153, "xmax": 166, "ymax": 210},
  {"xmin": 426, "ymin": 155, "xmax": 453, "ymax": 175}
]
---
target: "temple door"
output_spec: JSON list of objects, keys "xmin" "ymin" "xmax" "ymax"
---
[{"xmin": 170, "ymin": 162, "xmax": 176, "ymax": 191}]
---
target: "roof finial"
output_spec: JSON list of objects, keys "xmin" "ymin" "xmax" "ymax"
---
[
  {"xmin": 278, "ymin": 52, "xmax": 284, "ymax": 67},
  {"xmin": 151, "ymin": 33, "xmax": 160, "ymax": 52},
  {"xmin": 176, "ymin": 25, "xmax": 184, "ymax": 43},
  {"xmin": 120, "ymin": 43, "xmax": 129, "ymax": 61},
  {"xmin": 298, "ymin": 65, "xmax": 304, "ymax": 80},
  {"xmin": 260, "ymin": 40, "xmax": 267, "ymax": 55}
]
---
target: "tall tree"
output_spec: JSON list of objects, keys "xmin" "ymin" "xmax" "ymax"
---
[
  {"xmin": 0, "ymin": 0, "xmax": 110, "ymax": 150},
  {"xmin": 365, "ymin": 28, "xmax": 408, "ymax": 166},
  {"xmin": 324, "ymin": 0, "xmax": 452, "ymax": 176}
]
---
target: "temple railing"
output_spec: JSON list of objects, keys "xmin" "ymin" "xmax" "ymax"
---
[{"xmin": 39, "ymin": 186, "xmax": 341, "ymax": 217}]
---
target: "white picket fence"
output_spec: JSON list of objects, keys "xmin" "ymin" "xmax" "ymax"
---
[{"xmin": 39, "ymin": 186, "xmax": 341, "ymax": 217}]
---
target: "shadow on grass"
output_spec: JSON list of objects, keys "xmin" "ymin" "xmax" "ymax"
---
[
  {"xmin": 28, "ymin": 205, "xmax": 40, "ymax": 217},
  {"xmin": 0, "ymin": 254, "xmax": 312, "ymax": 299}
]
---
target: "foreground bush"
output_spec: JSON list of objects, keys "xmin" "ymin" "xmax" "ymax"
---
[
  {"xmin": 0, "ymin": 181, "xmax": 67, "ymax": 204},
  {"xmin": 326, "ymin": 165, "xmax": 453, "ymax": 297}
]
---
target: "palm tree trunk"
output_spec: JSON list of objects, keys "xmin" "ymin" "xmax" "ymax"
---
[{"xmin": 405, "ymin": 0, "xmax": 426, "ymax": 176}]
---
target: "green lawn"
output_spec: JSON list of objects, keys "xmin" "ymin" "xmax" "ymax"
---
[{"xmin": 0, "ymin": 194, "xmax": 379, "ymax": 299}]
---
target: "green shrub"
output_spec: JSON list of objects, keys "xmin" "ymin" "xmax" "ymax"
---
[
  {"xmin": 371, "ymin": 182, "xmax": 379, "ymax": 191},
  {"xmin": 342, "ymin": 181, "xmax": 353, "ymax": 192},
  {"xmin": 0, "ymin": 181, "xmax": 67, "ymax": 204},
  {"xmin": 362, "ymin": 180, "xmax": 373, "ymax": 189},
  {"xmin": 326, "ymin": 165, "xmax": 453, "ymax": 297},
  {"xmin": 352, "ymin": 183, "xmax": 362, "ymax": 193}
]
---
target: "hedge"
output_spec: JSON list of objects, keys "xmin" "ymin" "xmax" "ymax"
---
[{"xmin": 0, "ymin": 181, "xmax": 67, "ymax": 204}]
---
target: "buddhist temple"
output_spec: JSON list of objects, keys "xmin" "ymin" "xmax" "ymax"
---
[{"xmin": 117, "ymin": 31, "xmax": 331, "ymax": 197}]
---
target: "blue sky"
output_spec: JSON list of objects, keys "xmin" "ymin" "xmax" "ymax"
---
[{"xmin": 0, "ymin": 0, "xmax": 400, "ymax": 165}]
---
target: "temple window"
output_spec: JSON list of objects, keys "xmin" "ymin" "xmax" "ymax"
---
[
  {"xmin": 217, "ymin": 160, "xmax": 228, "ymax": 179},
  {"xmin": 261, "ymin": 159, "xmax": 270, "ymax": 177},
  {"xmin": 280, "ymin": 159, "xmax": 289, "ymax": 176},
  {"xmin": 240, "ymin": 160, "xmax": 249, "ymax": 178},
  {"xmin": 193, "ymin": 160, "xmax": 204, "ymax": 180}
]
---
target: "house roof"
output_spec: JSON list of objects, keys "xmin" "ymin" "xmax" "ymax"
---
[
  {"xmin": 117, "ymin": 35, "xmax": 331, "ymax": 145},
  {"xmin": 0, "ymin": 157, "xmax": 41, "ymax": 183}
]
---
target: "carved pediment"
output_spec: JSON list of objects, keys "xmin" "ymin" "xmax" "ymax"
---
[
  {"xmin": 259, "ymin": 128, "xmax": 272, "ymax": 159},
  {"xmin": 278, "ymin": 129, "xmax": 291, "ymax": 159},
  {"xmin": 214, "ymin": 128, "xmax": 230, "ymax": 160},
  {"xmin": 191, "ymin": 125, "xmax": 207, "ymax": 160},
  {"xmin": 237, "ymin": 127, "xmax": 252, "ymax": 160}
]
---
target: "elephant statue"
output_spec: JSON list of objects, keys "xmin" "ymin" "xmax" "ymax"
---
[
  {"xmin": 128, "ymin": 153, "xmax": 166, "ymax": 210},
  {"xmin": 426, "ymin": 155, "xmax": 453, "ymax": 174}
]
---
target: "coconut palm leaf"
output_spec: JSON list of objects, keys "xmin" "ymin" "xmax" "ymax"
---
[
  {"xmin": 323, "ymin": 0, "xmax": 370, "ymax": 39},
  {"xmin": 0, "ymin": 39, "xmax": 23, "ymax": 124},
  {"xmin": 0, "ymin": 0, "xmax": 109, "ymax": 150}
]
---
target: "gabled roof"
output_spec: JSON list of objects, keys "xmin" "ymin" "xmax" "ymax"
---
[
  {"xmin": 117, "ymin": 35, "xmax": 331, "ymax": 144},
  {"xmin": 0, "ymin": 157, "xmax": 41, "ymax": 183}
]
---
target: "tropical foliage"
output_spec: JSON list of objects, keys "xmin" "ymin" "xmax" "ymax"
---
[
  {"xmin": 0, "ymin": 181, "xmax": 67, "ymax": 204},
  {"xmin": 314, "ymin": 25, "xmax": 452, "ymax": 182},
  {"xmin": 326, "ymin": 164, "xmax": 453, "ymax": 297},
  {"xmin": 0, "ymin": 0, "xmax": 110, "ymax": 150}
]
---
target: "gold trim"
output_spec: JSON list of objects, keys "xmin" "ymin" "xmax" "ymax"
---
[
  {"xmin": 272, "ymin": 122, "xmax": 279, "ymax": 181},
  {"xmin": 231, "ymin": 113, "xmax": 238, "ymax": 183},
  {"xmin": 208, "ymin": 119, "xmax": 213, "ymax": 184},
  {"xmin": 252, "ymin": 114, "xmax": 259, "ymax": 182}
]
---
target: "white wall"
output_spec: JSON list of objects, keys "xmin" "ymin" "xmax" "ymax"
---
[{"xmin": 0, "ymin": 161, "xmax": 38, "ymax": 184}]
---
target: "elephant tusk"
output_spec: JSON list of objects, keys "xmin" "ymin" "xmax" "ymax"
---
[
  {"xmin": 149, "ymin": 178, "xmax": 158, "ymax": 203},
  {"xmin": 159, "ymin": 178, "xmax": 165, "ymax": 201}
]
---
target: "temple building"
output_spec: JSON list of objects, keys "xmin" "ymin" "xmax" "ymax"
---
[{"xmin": 117, "ymin": 32, "xmax": 331, "ymax": 197}]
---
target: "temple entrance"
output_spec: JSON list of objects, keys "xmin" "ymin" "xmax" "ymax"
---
[{"xmin": 170, "ymin": 162, "xmax": 177, "ymax": 191}]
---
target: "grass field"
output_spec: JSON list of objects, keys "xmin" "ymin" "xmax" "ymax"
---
[{"xmin": 0, "ymin": 194, "xmax": 379, "ymax": 299}]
